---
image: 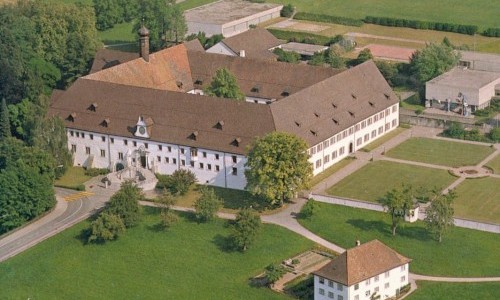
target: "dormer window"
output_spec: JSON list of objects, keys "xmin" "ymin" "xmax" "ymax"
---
[
  {"xmin": 295, "ymin": 121, "xmax": 301, "ymax": 127},
  {"xmin": 232, "ymin": 137, "xmax": 241, "ymax": 147},
  {"xmin": 314, "ymin": 112, "xmax": 320, "ymax": 118},
  {"xmin": 88, "ymin": 103, "xmax": 98, "ymax": 112},
  {"xmin": 216, "ymin": 120, "xmax": 224, "ymax": 130},
  {"xmin": 67, "ymin": 113, "xmax": 76, "ymax": 122},
  {"xmin": 190, "ymin": 131, "xmax": 198, "ymax": 141},
  {"xmin": 332, "ymin": 118, "xmax": 339, "ymax": 125},
  {"xmin": 251, "ymin": 85, "xmax": 260, "ymax": 93},
  {"xmin": 351, "ymin": 93, "xmax": 357, "ymax": 100},
  {"xmin": 348, "ymin": 111, "xmax": 355, "ymax": 117},
  {"xmin": 134, "ymin": 115, "xmax": 151, "ymax": 138},
  {"xmin": 101, "ymin": 118, "xmax": 110, "ymax": 127},
  {"xmin": 331, "ymin": 103, "xmax": 337, "ymax": 109},
  {"xmin": 176, "ymin": 81, "xmax": 183, "ymax": 88},
  {"xmin": 281, "ymin": 88, "xmax": 290, "ymax": 97},
  {"xmin": 384, "ymin": 93, "xmax": 390, "ymax": 100},
  {"xmin": 194, "ymin": 79, "xmax": 203, "ymax": 85},
  {"xmin": 369, "ymin": 101, "xmax": 375, "ymax": 107},
  {"xmin": 310, "ymin": 129, "xmax": 318, "ymax": 136}
]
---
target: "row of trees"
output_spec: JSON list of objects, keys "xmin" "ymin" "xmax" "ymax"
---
[{"xmin": 364, "ymin": 16, "xmax": 478, "ymax": 35}]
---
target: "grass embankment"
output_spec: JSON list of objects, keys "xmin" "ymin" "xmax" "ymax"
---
[
  {"xmin": 54, "ymin": 166, "xmax": 92, "ymax": 190},
  {"xmin": 327, "ymin": 161, "xmax": 456, "ymax": 202},
  {"xmin": 407, "ymin": 281, "xmax": 500, "ymax": 300},
  {"xmin": 386, "ymin": 137, "xmax": 495, "ymax": 167},
  {"xmin": 453, "ymin": 177, "xmax": 500, "ymax": 224},
  {"xmin": 299, "ymin": 202, "xmax": 500, "ymax": 277},
  {"xmin": 0, "ymin": 208, "xmax": 313, "ymax": 299}
]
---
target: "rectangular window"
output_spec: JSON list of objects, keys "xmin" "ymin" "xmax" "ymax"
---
[
  {"xmin": 385, "ymin": 271, "xmax": 390, "ymax": 278},
  {"xmin": 86, "ymin": 147, "xmax": 91, "ymax": 155},
  {"xmin": 199, "ymin": 163, "xmax": 204, "ymax": 169},
  {"xmin": 348, "ymin": 127, "xmax": 354, "ymax": 135},
  {"xmin": 337, "ymin": 283, "xmax": 343, "ymax": 291},
  {"xmin": 338, "ymin": 295, "xmax": 343, "ymax": 300},
  {"xmin": 379, "ymin": 112, "xmax": 384, "ymax": 119},
  {"xmin": 385, "ymin": 283, "xmax": 389, "ymax": 289},
  {"xmin": 374, "ymin": 275, "xmax": 379, "ymax": 282},
  {"xmin": 323, "ymin": 140, "xmax": 329, "ymax": 148},
  {"xmin": 157, "ymin": 156, "xmax": 161, "ymax": 162},
  {"xmin": 90, "ymin": 134, "xmax": 94, "ymax": 140},
  {"xmin": 361, "ymin": 121, "xmax": 366, "ymax": 129},
  {"xmin": 181, "ymin": 160, "xmax": 185, "ymax": 166},
  {"xmin": 328, "ymin": 291, "xmax": 334, "ymax": 299},
  {"xmin": 202, "ymin": 151, "xmax": 207, "ymax": 158},
  {"xmin": 339, "ymin": 147, "xmax": 345, "ymax": 156},
  {"xmin": 82, "ymin": 133, "xmax": 85, "ymax": 138},
  {"xmin": 71, "ymin": 144, "xmax": 77, "ymax": 153},
  {"xmin": 232, "ymin": 167, "xmax": 237, "ymax": 175},
  {"xmin": 319, "ymin": 277, "xmax": 325, "ymax": 284},
  {"xmin": 343, "ymin": 131, "xmax": 348, "ymax": 138},
  {"xmin": 364, "ymin": 133, "xmax": 369, "ymax": 142},
  {"xmin": 76, "ymin": 132, "xmax": 80, "ymax": 138},
  {"xmin": 392, "ymin": 104, "xmax": 398, "ymax": 113},
  {"xmin": 133, "ymin": 141, "xmax": 137, "ymax": 147},
  {"xmin": 100, "ymin": 149, "xmax": 105, "ymax": 157},
  {"xmin": 356, "ymin": 138, "xmax": 362, "ymax": 146},
  {"xmin": 215, "ymin": 165, "xmax": 220, "ymax": 172},
  {"xmin": 374, "ymin": 114, "xmax": 379, "ymax": 122},
  {"xmin": 328, "ymin": 280, "xmax": 334, "ymax": 288},
  {"xmin": 191, "ymin": 148, "xmax": 198, "ymax": 157},
  {"xmin": 354, "ymin": 283, "xmax": 359, "ymax": 290},
  {"xmin": 371, "ymin": 130, "xmax": 377, "ymax": 138},
  {"xmin": 102, "ymin": 136, "xmax": 105, "ymax": 142},
  {"xmin": 367, "ymin": 118, "xmax": 372, "ymax": 125},
  {"xmin": 354, "ymin": 295, "xmax": 359, "ymax": 300},
  {"xmin": 315, "ymin": 159, "xmax": 322, "ymax": 169},
  {"xmin": 181, "ymin": 148, "xmax": 185, "ymax": 155},
  {"xmin": 172, "ymin": 158, "xmax": 177, "ymax": 164},
  {"xmin": 215, "ymin": 154, "xmax": 220, "ymax": 160},
  {"xmin": 392, "ymin": 119, "xmax": 398, "ymax": 127},
  {"xmin": 317, "ymin": 144, "xmax": 322, "ymax": 152},
  {"xmin": 232, "ymin": 155, "xmax": 237, "ymax": 163},
  {"xmin": 336, "ymin": 133, "xmax": 342, "ymax": 141},
  {"xmin": 190, "ymin": 161, "xmax": 195, "ymax": 167},
  {"xmin": 207, "ymin": 164, "xmax": 212, "ymax": 171},
  {"xmin": 401, "ymin": 276, "xmax": 406, "ymax": 282},
  {"xmin": 167, "ymin": 146, "xmax": 171, "ymax": 152},
  {"xmin": 323, "ymin": 155, "xmax": 330, "ymax": 164},
  {"xmin": 310, "ymin": 147, "xmax": 316, "ymax": 155},
  {"xmin": 319, "ymin": 288, "xmax": 325, "ymax": 295},
  {"xmin": 401, "ymin": 265, "xmax": 406, "ymax": 271},
  {"xmin": 165, "ymin": 157, "xmax": 169, "ymax": 164},
  {"xmin": 365, "ymin": 290, "xmax": 370, "ymax": 297},
  {"xmin": 145, "ymin": 143, "xmax": 148, "ymax": 149},
  {"xmin": 385, "ymin": 123, "xmax": 391, "ymax": 131},
  {"xmin": 330, "ymin": 136, "xmax": 335, "ymax": 144},
  {"xmin": 124, "ymin": 139, "xmax": 128, "ymax": 145},
  {"xmin": 366, "ymin": 278, "xmax": 370, "ymax": 285},
  {"xmin": 355, "ymin": 124, "xmax": 360, "ymax": 132},
  {"xmin": 332, "ymin": 150, "xmax": 337, "ymax": 159},
  {"xmin": 158, "ymin": 145, "xmax": 162, "ymax": 151},
  {"xmin": 375, "ymin": 287, "xmax": 379, "ymax": 293},
  {"xmin": 118, "ymin": 152, "xmax": 123, "ymax": 160},
  {"xmin": 378, "ymin": 126, "xmax": 384, "ymax": 134},
  {"xmin": 386, "ymin": 108, "xmax": 390, "ymax": 116},
  {"xmin": 110, "ymin": 137, "xmax": 114, "ymax": 144},
  {"xmin": 70, "ymin": 131, "xmax": 74, "ymax": 137}
]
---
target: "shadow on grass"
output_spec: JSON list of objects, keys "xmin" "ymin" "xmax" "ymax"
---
[
  {"xmin": 212, "ymin": 187, "xmax": 271, "ymax": 212},
  {"xmin": 347, "ymin": 219, "xmax": 391, "ymax": 236},
  {"xmin": 248, "ymin": 275, "xmax": 268, "ymax": 289},
  {"xmin": 347, "ymin": 218, "xmax": 431, "ymax": 241},
  {"xmin": 212, "ymin": 233, "xmax": 237, "ymax": 253}
]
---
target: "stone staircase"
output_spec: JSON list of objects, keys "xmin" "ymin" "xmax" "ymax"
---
[{"xmin": 112, "ymin": 166, "xmax": 158, "ymax": 191}]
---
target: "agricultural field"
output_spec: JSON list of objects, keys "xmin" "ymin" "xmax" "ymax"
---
[
  {"xmin": 0, "ymin": 208, "xmax": 313, "ymax": 299},
  {"xmin": 386, "ymin": 137, "xmax": 495, "ymax": 167},
  {"xmin": 298, "ymin": 202, "xmax": 500, "ymax": 277},
  {"xmin": 327, "ymin": 161, "xmax": 456, "ymax": 202}
]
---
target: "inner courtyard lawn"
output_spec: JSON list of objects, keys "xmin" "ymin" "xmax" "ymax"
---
[
  {"xmin": 407, "ymin": 281, "xmax": 500, "ymax": 300},
  {"xmin": 54, "ymin": 166, "xmax": 92, "ymax": 190},
  {"xmin": 299, "ymin": 202, "xmax": 500, "ymax": 277},
  {"xmin": 453, "ymin": 177, "xmax": 500, "ymax": 224},
  {"xmin": 0, "ymin": 208, "xmax": 313, "ymax": 299},
  {"xmin": 485, "ymin": 153, "xmax": 500, "ymax": 174},
  {"xmin": 327, "ymin": 161, "xmax": 456, "ymax": 202},
  {"xmin": 361, "ymin": 127, "xmax": 406, "ymax": 152},
  {"xmin": 386, "ymin": 138, "xmax": 495, "ymax": 167}
]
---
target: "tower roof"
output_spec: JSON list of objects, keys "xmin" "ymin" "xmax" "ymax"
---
[{"xmin": 138, "ymin": 24, "xmax": 150, "ymax": 36}]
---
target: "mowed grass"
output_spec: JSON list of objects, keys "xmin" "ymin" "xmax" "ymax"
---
[
  {"xmin": 361, "ymin": 127, "xmax": 407, "ymax": 152},
  {"xmin": 486, "ymin": 153, "xmax": 500, "ymax": 174},
  {"xmin": 299, "ymin": 202, "xmax": 500, "ymax": 277},
  {"xmin": 0, "ymin": 208, "xmax": 313, "ymax": 299},
  {"xmin": 310, "ymin": 158, "xmax": 354, "ymax": 188},
  {"xmin": 407, "ymin": 281, "xmax": 500, "ymax": 300},
  {"xmin": 54, "ymin": 166, "xmax": 91, "ymax": 189},
  {"xmin": 268, "ymin": 0, "xmax": 499, "ymax": 29},
  {"xmin": 386, "ymin": 137, "xmax": 495, "ymax": 167},
  {"xmin": 327, "ymin": 161, "xmax": 456, "ymax": 202},
  {"xmin": 453, "ymin": 177, "xmax": 500, "ymax": 224}
]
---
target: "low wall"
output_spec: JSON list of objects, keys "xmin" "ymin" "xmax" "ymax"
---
[{"xmin": 399, "ymin": 109, "xmax": 485, "ymax": 131}]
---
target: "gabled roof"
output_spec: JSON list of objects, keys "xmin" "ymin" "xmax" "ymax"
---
[
  {"xmin": 89, "ymin": 48, "xmax": 139, "ymax": 74},
  {"xmin": 84, "ymin": 45, "xmax": 194, "ymax": 92},
  {"xmin": 220, "ymin": 28, "xmax": 284, "ymax": 60},
  {"xmin": 188, "ymin": 50, "xmax": 340, "ymax": 100},
  {"xmin": 271, "ymin": 60, "xmax": 399, "ymax": 146},
  {"xmin": 314, "ymin": 240, "xmax": 411, "ymax": 286},
  {"xmin": 48, "ymin": 78, "xmax": 276, "ymax": 155},
  {"xmin": 183, "ymin": 39, "xmax": 205, "ymax": 52}
]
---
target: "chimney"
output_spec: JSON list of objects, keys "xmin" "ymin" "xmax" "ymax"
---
[
  {"xmin": 239, "ymin": 50, "xmax": 246, "ymax": 57},
  {"xmin": 138, "ymin": 24, "xmax": 150, "ymax": 62},
  {"xmin": 355, "ymin": 240, "xmax": 361, "ymax": 247}
]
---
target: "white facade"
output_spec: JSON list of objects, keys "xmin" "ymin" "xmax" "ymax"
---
[
  {"xmin": 67, "ymin": 129, "xmax": 247, "ymax": 190},
  {"xmin": 308, "ymin": 104, "xmax": 399, "ymax": 176},
  {"xmin": 314, "ymin": 263, "xmax": 410, "ymax": 300}
]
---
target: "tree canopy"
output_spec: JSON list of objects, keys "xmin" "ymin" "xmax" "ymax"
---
[
  {"xmin": 379, "ymin": 184, "xmax": 414, "ymax": 236},
  {"xmin": 425, "ymin": 190, "xmax": 456, "ymax": 242},
  {"xmin": 409, "ymin": 42, "xmax": 460, "ymax": 83},
  {"xmin": 106, "ymin": 181, "xmax": 144, "ymax": 228},
  {"xmin": 204, "ymin": 68, "xmax": 245, "ymax": 101},
  {"xmin": 194, "ymin": 186, "xmax": 222, "ymax": 222},
  {"xmin": 245, "ymin": 132, "xmax": 312, "ymax": 206},
  {"xmin": 231, "ymin": 208, "xmax": 261, "ymax": 251}
]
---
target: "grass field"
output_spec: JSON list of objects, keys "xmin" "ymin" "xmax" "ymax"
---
[
  {"xmin": 386, "ymin": 138, "xmax": 495, "ymax": 167},
  {"xmin": 298, "ymin": 202, "xmax": 500, "ymax": 277},
  {"xmin": 310, "ymin": 158, "xmax": 354, "ymax": 187},
  {"xmin": 54, "ymin": 166, "xmax": 91, "ymax": 190},
  {"xmin": 268, "ymin": 0, "xmax": 499, "ymax": 30},
  {"xmin": 327, "ymin": 161, "xmax": 456, "ymax": 202},
  {"xmin": 453, "ymin": 177, "xmax": 500, "ymax": 224},
  {"xmin": 361, "ymin": 127, "xmax": 407, "ymax": 152},
  {"xmin": 407, "ymin": 281, "xmax": 500, "ymax": 300},
  {"xmin": 0, "ymin": 208, "xmax": 313, "ymax": 299},
  {"xmin": 485, "ymin": 153, "xmax": 500, "ymax": 173}
]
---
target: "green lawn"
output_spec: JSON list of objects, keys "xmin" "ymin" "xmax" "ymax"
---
[
  {"xmin": 327, "ymin": 161, "xmax": 456, "ymax": 202},
  {"xmin": 485, "ymin": 153, "xmax": 500, "ymax": 174},
  {"xmin": 386, "ymin": 137, "xmax": 495, "ymax": 167},
  {"xmin": 0, "ymin": 208, "xmax": 313, "ymax": 299},
  {"xmin": 299, "ymin": 202, "xmax": 500, "ymax": 277},
  {"xmin": 54, "ymin": 166, "xmax": 92, "ymax": 190},
  {"xmin": 361, "ymin": 127, "xmax": 407, "ymax": 152},
  {"xmin": 310, "ymin": 158, "xmax": 354, "ymax": 188},
  {"xmin": 407, "ymin": 281, "xmax": 500, "ymax": 300},
  {"xmin": 268, "ymin": 0, "xmax": 499, "ymax": 30},
  {"xmin": 453, "ymin": 177, "xmax": 500, "ymax": 224}
]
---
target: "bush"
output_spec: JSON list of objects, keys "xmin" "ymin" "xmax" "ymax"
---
[
  {"xmin": 156, "ymin": 170, "xmax": 197, "ymax": 195},
  {"xmin": 294, "ymin": 12, "xmax": 363, "ymax": 27},
  {"xmin": 105, "ymin": 181, "xmax": 143, "ymax": 228},
  {"xmin": 273, "ymin": 48, "xmax": 301, "ymax": 63},
  {"xmin": 483, "ymin": 28, "xmax": 500, "ymax": 37},
  {"xmin": 84, "ymin": 168, "xmax": 109, "ymax": 177},
  {"xmin": 300, "ymin": 200, "xmax": 316, "ymax": 219},
  {"xmin": 87, "ymin": 212, "xmax": 125, "ymax": 243},
  {"xmin": 265, "ymin": 263, "xmax": 287, "ymax": 287},
  {"xmin": 160, "ymin": 210, "xmax": 179, "ymax": 229},
  {"xmin": 268, "ymin": 29, "xmax": 331, "ymax": 46},
  {"xmin": 194, "ymin": 186, "xmax": 222, "ymax": 222},
  {"xmin": 443, "ymin": 122, "xmax": 466, "ymax": 139},
  {"xmin": 76, "ymin": 184, "xmax": 86, "ymax": 191},
  {"xmin": 280, "ymin": 4, "xmax": 294, "ymax": 18},
  {"xmin": 489, "ymin": 127, "xmax": 500, "ymax": 142}
]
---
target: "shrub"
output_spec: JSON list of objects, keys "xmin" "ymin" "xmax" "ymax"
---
[
  {"xmin": 415, "ymin": 108, "xmax": 423, "ymax": 115},
  {"xmin": 294, "ymin": 12, "xmax": 363, "ymax": 27},
  {"xmin": 87, "ymin": 212, "xmax": 125, "ymax": 243},
  {"xmin": 105, "ymin": 181, "xmax": 143, "ymax": 228},
  {"xmin": 273, "ymin": 48, "xmax": 301, "ymax": 63},
  {"xmin": 483, "ymin": 28, "xmax": 500, "ymax": 37},
  {"xmin": 280, "ymin": 4, "xmax": 294, "ymax": 18},
  {"xmin": 76, "ymin": 184, "xmax": 86, "ymax": 191},
  {"xmin": 443, "ymin": 122, "xmax": 465, "ymax": 139},
  {"xmin": 169, "ymin": 169, "xmax": 196, "ymax": 195},
  {"xmin": 489, "ymin": 127, "xmax": 500, "ymax": 142},
  {"xmin": 160, "ymin": 210, "xmax": 179, "ymax": 229},
  {"xmin": 268, "ymin": 29, "xmax": 331, "ymax": 46},
  {"xmin": 300, "ymin": 200, "xmax": 316, "ymax": 219},
  {"xmin": 194, "ymin": 186, "xmax": 222, "ymax": 222},
  {"xmin": 84, "ymin": 168, "xmax": 109, "ymax": 177},
  {"xmin": 265, "ymin": 263, "xmax": 287, "ymax": 287}
]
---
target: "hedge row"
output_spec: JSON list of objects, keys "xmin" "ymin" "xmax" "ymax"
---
[
  {"xmin": 294, "ymin": 12, "xmax": 363, "ymax": 27},
  {"xmin": 483, "ymin": 28, "xmax": 500, "ymax": 37},
  {"xmin": 267, "ymin": 29, "xmax": 331, "ymax": 46},
  {"xmin": 364, "ymin": 16, "xmax": 478, "ymax": 35}
]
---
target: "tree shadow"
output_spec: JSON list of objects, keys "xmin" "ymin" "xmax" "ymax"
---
[
  {"xmin": 248, "ymin": 275, "xmax": 268, "ymax": 288},
  {"xmin": 75, "ymin": 228, "xmax": 91, "ymax": 245},
  {"xmin": 212, "ymin": 233, "xmax": 237, "ymax": 253},
  {"xmin": 347, "ymin": 219, "xmax": 391, "ymax": 236},
  {"xmin": 397, "ymin": 225, "xmax": 431, "ymax": 241},
  {"xmin": 146, "ymin": 223, "xmax": 165, "ymax": 233}
]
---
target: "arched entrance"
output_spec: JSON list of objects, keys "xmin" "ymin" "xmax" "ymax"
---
[{"xmin": 116, "ymin": 162, "xmax": 125, "ymax": 171}]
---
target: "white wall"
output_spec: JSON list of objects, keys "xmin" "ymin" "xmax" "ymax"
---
[
  {"xmin": 314, "ymin": 263, "xmax": 409, "ymax": 300},
  {"xmin": 221, "ymin": 6, "xmax": 282, "ymax": 37},
  {"xmin": 67, "ymin": 129, "xmax": 247, "ymax": 190},
  {"xmin": 186, "ymin": 21, "xmax": 222, "ymax": 37},
  {"xmin": 308, "ymin": 105, "xmax": 399, "ymax": 176},
  {"xmin": 206, "ymin": 42, "xmax": 237, "ymax": 56},
  {"xmin": 426, "ymin": 77, "xmax": 500, "ymax": 108}
]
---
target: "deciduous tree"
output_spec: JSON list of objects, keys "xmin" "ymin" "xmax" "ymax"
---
[
  {"xmin": 425, "ymin": 190, "xmax": 456, "ymax": 242},
  {"xmin": 157, "ymin": 189, "xmax": 178, "ymax": 229},
  {"xmin": 88, "ymin": 212, "xmax": 126, "ymax": 243},
  {"xmin": 245, "ymin": 132, "xmax": 312, "ymax": 206},
  {"xmin": 379, "ymin": 184, "xmax": 414, "ymax": 236},
  {"xmin": 106, "ymin": 181, "xmax": 143, "ymax": 227},
  {"xmin": 231, "ymin": 208, "xmax": 261, "ymax": 251},
  {"xmin": 0, "ymin": 98, "xmax": 10, "ymax": 140},
  {"xmin": 265, "ymin": 263, "xmax": 287, "ymax": 287},
  {"xmin": 204, "ymin": 68, "xmax": 245, "ymax": 101},
  {"xmin": 409, "ymin": 43, "xmax": 460, "ymax": 83},
  {"xmin": 194, "ymin": 186, "xmax": 222, "ymax": 222}
]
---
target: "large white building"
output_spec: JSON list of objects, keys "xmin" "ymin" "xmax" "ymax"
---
[
  {"xmin": 49, "ymin": 29, "xmax": 399, "ymax": 190},
  {"xmin": 313, "ymin": 240, "xmax": 411, "ymax": 300},
  {"xmin": 184, "ymin": 0, "xmax": 283, "ymax": 37}
]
